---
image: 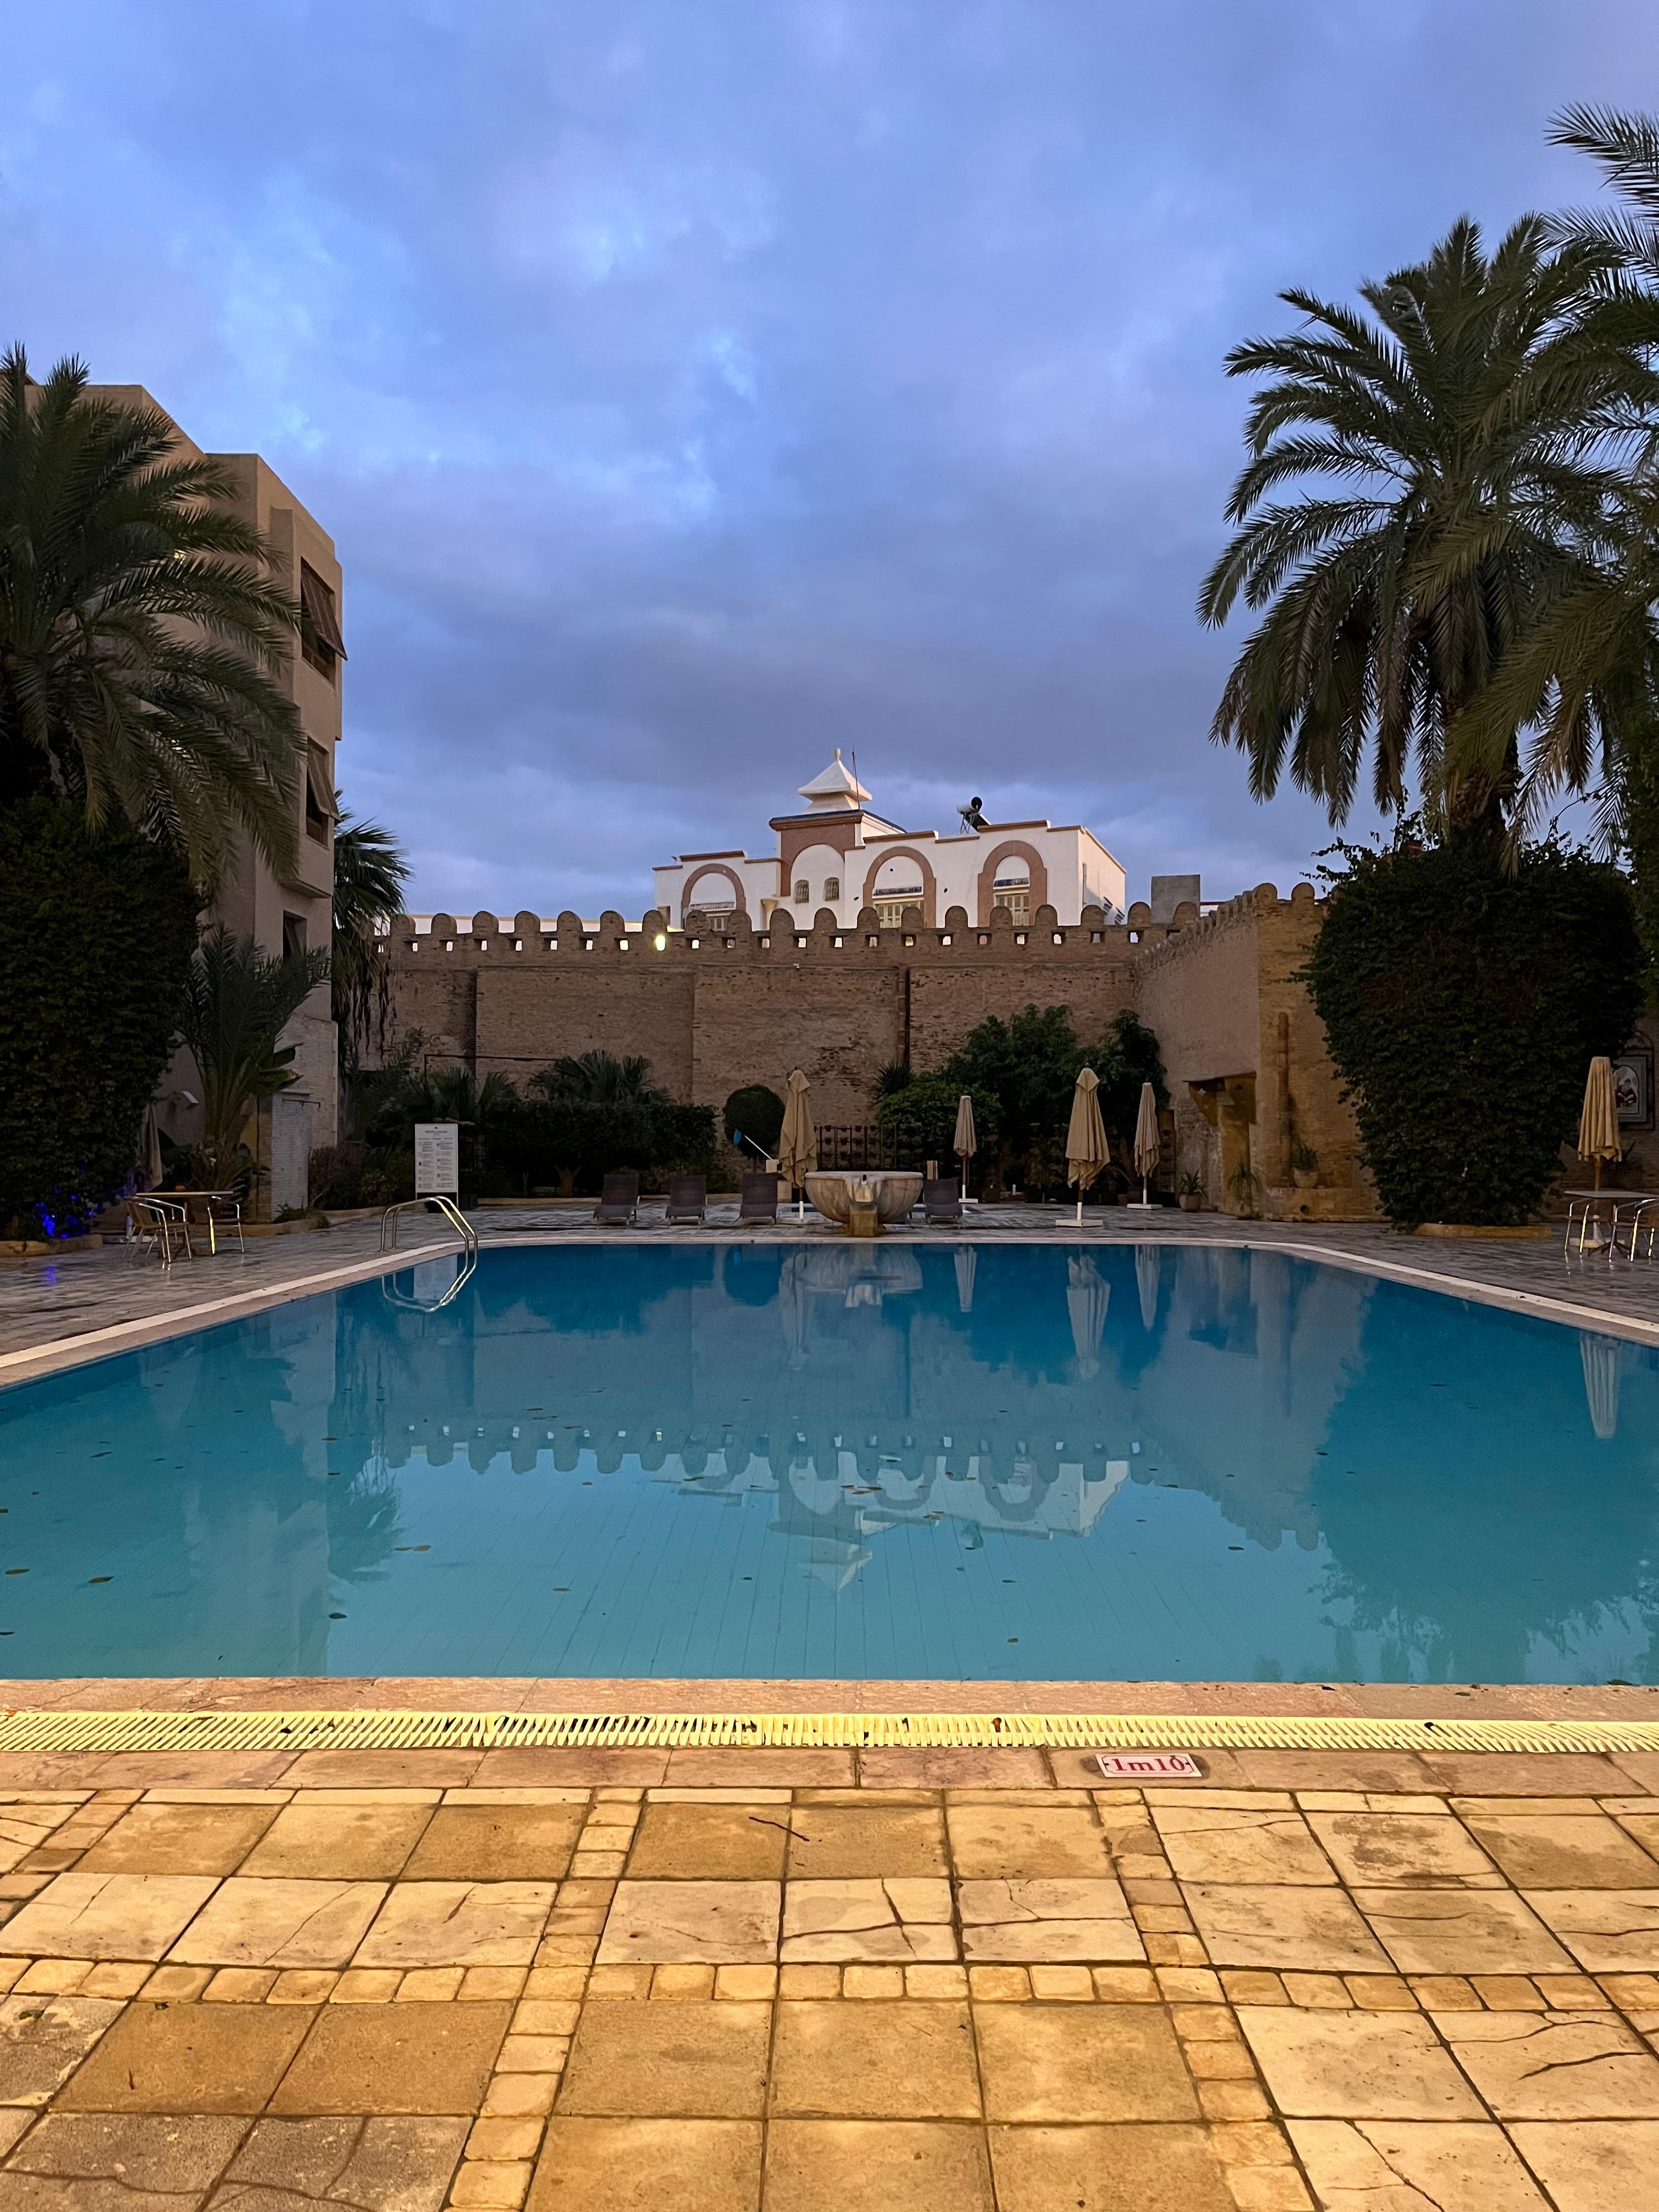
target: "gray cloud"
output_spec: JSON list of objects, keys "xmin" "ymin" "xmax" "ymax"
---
[{"xmin": 3, "ymin": 0, "xmax": 1653, "ymax": 913}]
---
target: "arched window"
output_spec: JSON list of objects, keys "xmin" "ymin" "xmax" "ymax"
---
[
  {"xmin": 823, "ymin": 876, "xmax": 840, "ymax": 902},
  {"xmin": 871, "ymin": 854, "xmax": 926, "ymax": 928},
  {"xmin": 793, "ymin": 878, "xmax": 810, "ymax": 904},
  {"xmin": 992, "ymin": 860, "xmax": 1030, "ymax": 923}
]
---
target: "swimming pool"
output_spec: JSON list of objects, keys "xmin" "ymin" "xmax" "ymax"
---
[{"xmin": 2, "ymin": 1242, "xmax": 1656, "ymax": 1684}]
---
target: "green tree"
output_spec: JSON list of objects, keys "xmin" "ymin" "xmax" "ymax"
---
[
  {"xmin": 1198, "ymin": 218, "xmax": 1655, "ymax": 831},
  {"xmin": 0, "ymin": 349, "xmax": 306, "ymax": 885},
  {"xmin": 1306, "ymin": 832, "xmax": 1643, "ymax": 1226},
  {"xmin": 874, "ymin": 1073, "xmax": 1002, "ymax": 1171},
  {"xmin": 178, "ymin": 929, "xmax": 330, "ymax": 1189},
  {"xmin": 532, "ymin": 1051, "xmax": 663, "ymax": 1104},
  {"xmin": 332, "ymin": 810, "xmax": 409, "ymax": 1090},
  {"xmin": 0, "ymin": 798, "xmax": 199, "ymax": 1235},
  {"xmin": 722, "ymin": 1084, "xmax": 785, "ymax": 1154}
]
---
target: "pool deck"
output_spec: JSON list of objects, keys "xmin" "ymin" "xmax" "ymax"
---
[{"xmin": 3, "ymin": 1212, "xmax": 1658, "ymax": 2205}]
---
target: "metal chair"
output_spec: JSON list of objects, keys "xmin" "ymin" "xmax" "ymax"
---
[
  {"xmin": 129, "ymin": 1195, "xmax": 193, "ymax": 1266},
  {"xmin": 1613, "ymin": 1196, "xmax": 1659, "ymax": 1263}
]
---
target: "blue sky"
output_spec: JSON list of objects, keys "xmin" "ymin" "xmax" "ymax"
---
[{"xmin": 4, "ymin": 1, "xmax": 1655, "ymax": 914}]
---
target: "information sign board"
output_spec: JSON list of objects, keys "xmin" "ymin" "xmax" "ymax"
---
[{"xmin": 414, "ymin": 1122, "xmax": 460, "ymax": 1197}]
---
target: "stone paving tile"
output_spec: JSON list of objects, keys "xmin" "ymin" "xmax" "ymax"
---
[
  {"xmin": 354, "ymin": 1886, "xmax": 555, "ymax": 1969},
  {"xmin": 238, "ymin": 1806, "xmax": 433, "ymax": 1882},
  {"xmin": 765, "ymin": 2119, "xmax": 994, "ymax": 2211},
  {"xmin": 943, "ymin": 1804, "xmax": 1111, "ymax": 1880},
  {"xmin": 2, "ymin": 2113, "xmax": 250, "ymax": 2206},
  {"xmin": 170, "ymin": 1881, "xmax": 387, "ymax": 1970},
  {"xmin": 269, "ymin": 2002, "xmax": 512, "ymax": 2117},
  {"xmin": 527, "ymin": 2118, "xmax": 761, "ymax": 2212},
  {"xmin": 779, "ymin": 1879, "xmax": 953, "ymax": 1962},
  {"xmin": 401, "ymin": 1808, "xmax": 586, "ymax": 1884},
  {"xmin": 1286, "ymin": 2119, "xmax": 1549, "ymax": 2209},
  {"xmin": 1237, "ymin": 2006, "xmax": 1483, "ymax": 2120},
  {"xmin": 975, "ymin": 2001, "xmax": 1199, "ymax": 2123},
  {"xmin": 1305, "ymin": 1813, "xmax": 1504, "ymax": 1891},
  {"xmin": 1152, "ymin": 1805, "xmax": 1336, "ymax": 1886},
  {"xmin": 208, "ymin": 2115, "xmax": 467, "ymax": 2212},
  {"xmin": 987, "ymin": 2122, "xmax": 1236, "ymax": 2212},
  {"xmin": 1508, "ymin": 2119, "xmax": 1659, "ymax": 2211},
  {"xmin": 957, "ymin": 1878, "xmax": 1144, "ymax": 1962},
  {"xmin": 1351, "ymin": 1887, "xmax": 1575, "ymax": 1976},
  {"xmin": 0, "ymin": 1997, "xmax": 123, "ymax": 2109},
  {"xmin": 770, "ymin": 2000, "xmax": 979, "ymax": 2118},
  {"xmin": 1455, "ymin": 1809, "xmax": 1659, "ymax": 1889},
  {"xmin": 1524, "ymin": 1888, "xmax": 1659, "ymax": 1971},
  {"xmin": 622, "ymin": 1804, "xmax": 785, "ymax": 1882},
  {"xmin": 556, "ymin": 2001, "xmax": 771, "ymax": 2117},
  {"xmin": 56, "ymin": 2006, "xmax": 314, "ymax": 2114},
  {"xmin": 76, "ymin": 1805, "xmax": 280, "ymax": 1877},
  {"xmin": 781, "ymin": 1804, "xmax": 947, "ymax": 1880},
  {"xmin": 595, "ymin": 1881, "xmax": 779, "ymax": 1965},
  {"xmin": 1183, "ymin": 1885, "xmax": 1391, "ymax": 1972},
  {"xmin": 1435, "ymin": 2008, "xmax": 1659, "ymax": 2119},
  {"xmin": 3, "ymin": 1877, "xmax": 220, "ymax": 1962}
]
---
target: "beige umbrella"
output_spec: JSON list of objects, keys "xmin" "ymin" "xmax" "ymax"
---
[
  {"xmin": 953, "ymin": 1092, "xmax": 977, "ymax": 1200},
  {"xmin": 1129, "ymin": 1081, "xmax": 1160, "ymax": 1209},
  {"xmin": 1066, "ymin": 1255, "xmax": 1110, "ymax": 1375},
  {"xmin": 777, "ymin": 1068, "xmax": 817, "ymax": 1219},
  {"xmin": 1577, "ymin": 1057, "xmax": 1621, "ymax": 1192},
  {"xmin": 140, "ymin": 1101, "xmax": 164, "ymax": 1188},
  {"xmin": 1065, "ymin": 1067, "xmax": 1109, "ymax": 1226}
]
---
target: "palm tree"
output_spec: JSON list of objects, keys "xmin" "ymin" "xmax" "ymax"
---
[
  {"xmin": 1198, "ymin": 217, "xmax": 1655, "ymax": 830},
  {"xmin": 177, "ymin": 929, "xmax": 331, "ymax": 1188},
  {"xmin": 531, "ymin": 1051, "xmax": 662, "ymax": 1104},
  {"xmin": 332, "ymin": 809, "xmax": 410, "ymax": 1086},
  {"xmin": 0, "ymin": 348, "xmax": 304, "ymax": 884}
]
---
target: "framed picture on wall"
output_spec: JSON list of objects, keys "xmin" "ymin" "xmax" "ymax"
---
[{"xmin": 1613, "ymin": 1040, "xmax": 1655, "ymax": 1131}]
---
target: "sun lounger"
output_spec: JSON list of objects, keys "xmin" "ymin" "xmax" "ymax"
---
[
  {"xmin": 595, "ymin": 1172, "xmax": 640, "ymax": 1224},
  {"xmin": 923, "ymin": 1177, "xmax": 963, "ymax": 1226},
  {"xmin": 738, "ymin": 1172, "xmax": 778, "ymax": 1223},
  {"xmin": 666, "ymin": 1172, "xmax": 707, "ymax": 1222}
]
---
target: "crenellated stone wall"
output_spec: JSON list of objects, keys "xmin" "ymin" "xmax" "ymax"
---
[{"xmin": 377, "ymin": 885, "xmax": 1383, "ymax": 1217}]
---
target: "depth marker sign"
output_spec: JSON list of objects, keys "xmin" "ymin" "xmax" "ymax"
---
[{"xmin": 1094, "ymin": 1751, "xmax": 1205, "ymax": 1780}]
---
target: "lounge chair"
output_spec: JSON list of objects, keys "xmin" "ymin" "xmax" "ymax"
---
[
  {"xmin": 738, "ymin": 1172, "xmax": 778, "ymax": 1223},
  {"xmin": 594, "ymin": 1172, "xmax": 639, "ymax": 1224},
  {"xmin": 923, "ymin": 1177, "xmax": 963, "ymax": 1226},
  {"xmin": 665, "ymin": 1172, "xmax": 707, "ymax": 1222}
]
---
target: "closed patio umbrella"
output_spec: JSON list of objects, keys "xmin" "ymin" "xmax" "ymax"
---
[
  {"xmin": 1129, "ymin": 1081, "xmax": 1160, "ymax": 1210},
  {"xmin": 1577, "ymin": 1057, "xmax": 1621, "ymax": 1192},
  {"xmin": 140, "ymin": 1101, "xmax": 163, "ymax": 1189},
  {"xmin": 1065, "ymin": 1067, "xmax": 1109, "ymax": 1226},
  {"xmin": 954, "ymin": 1244, "xmax": 977, "ymax": 1313},
  {"xmin": 953, "ymin": 1092, "xmax": 977, "ymax": 1200},
  {"xmin": 1579, "ymin": 1329, "xmax": 1622, "ymax": 1442},
  {"xmin": 777, "ymin": 1068, "xmax": 817, "ymax": 1220},
  {"xmin": 1066, "ymin": 1254, "xmax": 1110, "ymax": 1375}
]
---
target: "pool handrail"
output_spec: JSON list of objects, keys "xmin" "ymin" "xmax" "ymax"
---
[{"xmin": 380, "ymin": 1194, "xmax": 478, "ymax": 1256}]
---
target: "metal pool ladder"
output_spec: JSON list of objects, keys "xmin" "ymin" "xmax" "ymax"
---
[{"xmin": 379, "ymin": 1194, "xmax": 478, "ymax": 1256}]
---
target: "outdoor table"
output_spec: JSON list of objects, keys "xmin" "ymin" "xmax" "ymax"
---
[
  {"xmin": 172, "ymin": 1189, "xmax": 245, "ymax": 1255},
  {"xmin": 1564, "ymin": 1188, "xmax": 1621, "ymax": 1258}
]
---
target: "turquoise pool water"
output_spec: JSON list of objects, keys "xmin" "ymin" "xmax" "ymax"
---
[{"xmin": 2, "ymin": 1242, "xmax": 1656, "ymax": 1683}]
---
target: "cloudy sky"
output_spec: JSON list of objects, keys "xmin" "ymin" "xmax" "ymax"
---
[{"xmin": 4, "ymin": 1, "xmax": 1654, "ymax": 914}]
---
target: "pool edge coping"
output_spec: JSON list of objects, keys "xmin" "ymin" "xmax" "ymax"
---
[{"xmin": 3, "ymin": 1225, "xmax": 1657, "ymax": 1389}]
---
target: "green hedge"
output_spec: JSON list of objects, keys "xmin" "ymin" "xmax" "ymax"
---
[
  {"xmin": 0, "ymin": 799, "xmax": 199, "ymax": 1235},
  {"xmin": 1306, "ymin": 832, "xmax": 1644, "ymax": 1227},
  {"xmin": 876, "ymin": 1073, "xmax": 1002, "ymax": 1170}
]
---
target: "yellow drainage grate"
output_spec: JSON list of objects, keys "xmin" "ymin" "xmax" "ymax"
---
[{"xmin": 1, "ymin": 1708, "xmax": 1657, "ymax": 1756}]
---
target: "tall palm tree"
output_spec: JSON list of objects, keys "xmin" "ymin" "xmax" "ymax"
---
[
  {"xmin": 0, "ymin": 347, "xmax": 305, "ymax": 884},
  {"xmin": 332, "ymin": 809, "xmax": 410, "ymax": 1084},
  {"xmin": 1198, "ymin": 217, "xmax": 1655, "ymax": 830}
]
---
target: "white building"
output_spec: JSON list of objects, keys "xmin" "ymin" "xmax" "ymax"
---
[{"xmin": 652, "ymin": 754, "xmax": 1127, "ymax": 930}]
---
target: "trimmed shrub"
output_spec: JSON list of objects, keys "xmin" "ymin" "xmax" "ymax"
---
[
  {"xmin": 0, "ymin": 799, "xmax": 199, "ymax": 1235},
  {"xmin": 723, "ymin": 1084, "xmax": 785, "ymax": 1154},
  {"xmin": 876, "ymin": 1074, "xmax": 1002, "ymax": 1170},
  {"xmin": 1306, "ymin": 832, "xmax": 1644, "ymax": 1227}
]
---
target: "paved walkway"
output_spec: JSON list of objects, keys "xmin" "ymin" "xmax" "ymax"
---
[
  {"xmin": 5, "ymin": 1202, "xmax": 1658, "ymax": 1379},
  {"xmin": 0, "ymin": 1747, "xmax": 1654, "ymax": 2209}
]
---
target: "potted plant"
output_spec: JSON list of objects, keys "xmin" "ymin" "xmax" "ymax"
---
[
  {"xmin": 1177, "ymin": 1172, "xmax": 1204, "ymax": 1212},
  {"xmin": 1289, "ymin": 1139, "xmax": 1319, "ymax": 1191},
  {"xmin": 1228, "ymin": 1162, "xmax": 1264, "ymax": 1218}
]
